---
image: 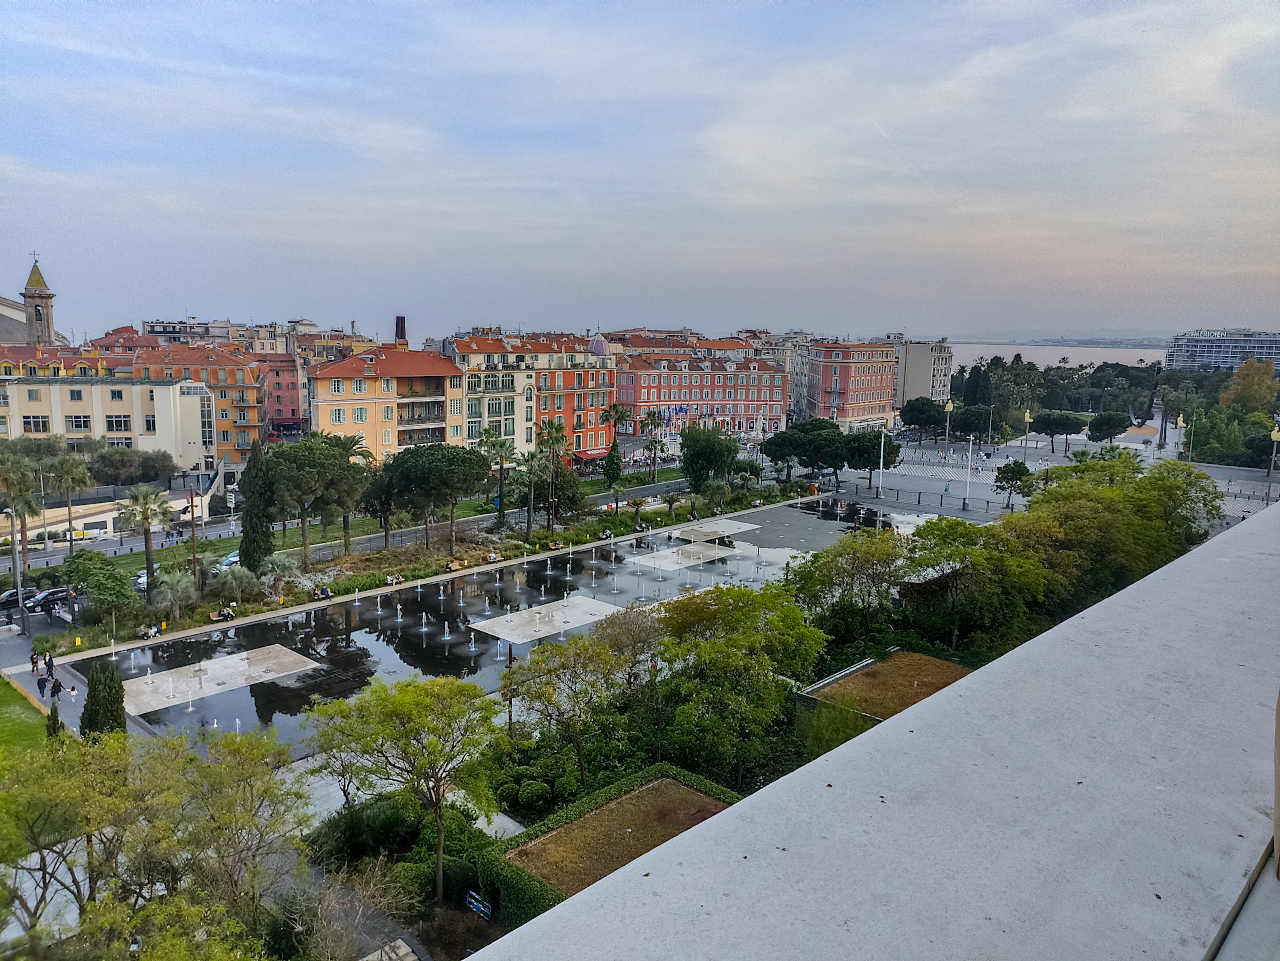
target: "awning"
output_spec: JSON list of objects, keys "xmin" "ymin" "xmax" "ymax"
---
[{"xmin": 574, "ymin": 449, "xmax": 610, "ymax": 460}]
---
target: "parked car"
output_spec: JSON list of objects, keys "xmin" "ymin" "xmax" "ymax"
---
[
  {"xmin": 215, "ymin": 551, "xmax": 240, "ymax": 573},
  {"xmin": 0, "ymin": 589, "xmax": 23, "ymax": 611},
  {"xmin": 25, "ymin": 587, "xmax": 70, "ymax": 613}
]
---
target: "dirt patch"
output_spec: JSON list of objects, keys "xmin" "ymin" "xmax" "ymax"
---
[
  {"xmin": 816, "ymin": 651, "xmax": 971, "ymax": 719},
  {"xmin": 419, "ymin": 906, "xmax": 507, "ymax": 961},
  {"xmin": 507, "ymin": 778, "xmax": 727, "ymax": 896}
]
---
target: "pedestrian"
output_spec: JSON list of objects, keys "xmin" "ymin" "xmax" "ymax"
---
[
  {"xmin": 44, "ymin": 653, "xmax": 53, "ymax": 675},
  {"xmin": 67, "ymin": 685, "xmax": 77, "ymax": 702},
  {"xmin": 36, "ymin": 674, "xmax": 48, "ymax": 698},
  {"xmin": 50, "ymin": 676, "xmax": 63, "ymax": 702},
  {"xmin": 30, "ymin": 651, "xmax": 38, "ymax": 674}
]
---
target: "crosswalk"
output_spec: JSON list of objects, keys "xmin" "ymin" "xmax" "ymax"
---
[{"xmin": 885, "ymin": 463, "xmax": 998, "ymax": 482}]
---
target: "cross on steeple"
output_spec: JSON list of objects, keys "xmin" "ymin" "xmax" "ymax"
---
[{"xmin": 28, "ymin": 250, "xmax": 38, "ymax": 262}]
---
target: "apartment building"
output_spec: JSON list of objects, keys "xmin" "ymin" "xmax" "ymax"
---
[
  {"xmin": 257, "ymin": 353, "xmax": 308, "ymax": 438},
  {"xmin": 877, "ymin": 334, "xmax": 953, "ymax": 406},
  {"xmin": 0, "ymin": 375, "xmax": 216, "ymax": 469},
  {"xmin": 1165, "ymin": 328, "xmax": 1280, "ymax": 371},
  {"xmin": 444, "ymin": 330, "xmax": 617, "ymax": 459},
  {"xmin": 799, "ymin": 342, "xmax": 897, "ymax": 432},
  {"xmin": 130, "ymin": 346, "xmax": 266, "ymax": 482},
  {"xmin": 294, "ymin": 329, "xmax": 381, "ymax": 366},
  {"xmin": 616, "ymin": 355, "xmax": 788, "ymax": 439},
  {"xmin": 89, "ymin": 325, "xmax": 163, "ymax": 354},
  {"xmin": 308, "ymin": 347, "xmax": 465, "ymax": 462}
]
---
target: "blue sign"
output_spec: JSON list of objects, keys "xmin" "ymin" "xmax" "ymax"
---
[{"xmin": 466, "ymin": 889, "xmax": 492, "ymax": 921}]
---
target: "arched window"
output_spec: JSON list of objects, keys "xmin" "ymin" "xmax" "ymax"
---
[
  {"xmin": 525, "ymin": 386, "xmax": 534, "ymax": 402},
  {"xmin": 483, "ymin": 373, "xmax": 499, "ymax": 392},
  {"xmin": 467, "ymin": 374, "xmax": 481, "ymax": 392},
  {"xmin": 501, "ymin": 373, "xmax": 515, "ymax": 391},
  {"xmin": 1, "ymin": 365, "xmax": 11, "ymax": 377},
  {"xmin": 78, "ymin": 366, "xmax": 91, "ymax": 377}
]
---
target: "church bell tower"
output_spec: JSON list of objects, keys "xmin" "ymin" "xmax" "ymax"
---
[{"xmin": 22, "ymin": 258, "xmax": 55, "ymax": 346}]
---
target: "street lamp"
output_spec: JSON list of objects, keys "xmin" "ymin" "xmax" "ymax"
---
[
  {"xmin": 1021, "ymin": 409, "xmax": 1032, "ymax": 462},
  {"xmin": 963, "ymin": 434, "xmax": 974, "ymax": 510},
  {"xmin": 2, "ymin": 508, "xmax": 30, "ymax": 638},
  {"xmin": 876, "ymin": 419, "xmax": 893, "ymax": 498},
  {"xmin": 1269, "ymin": 426, "xmax": 1280, "ymax": 478},
  {"xmin": 944, "ymin": 400, "xmax": 954, "ymax": 447}
]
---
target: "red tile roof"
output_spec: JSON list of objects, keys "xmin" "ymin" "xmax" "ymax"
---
[{"xmin": 311, "ymin": 347, "xmax": 461, "ymax": 379}]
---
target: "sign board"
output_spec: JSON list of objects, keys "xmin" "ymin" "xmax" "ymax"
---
[{"xmin": 465, "ymin": 889, "xmax": 492, "ymax": 921}]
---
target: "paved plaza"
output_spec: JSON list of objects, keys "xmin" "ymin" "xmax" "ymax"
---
[
  {"xmin": 122, "ymin": 644, "xmax": 320, "ymax": 716},
  {"xmin": 626, "ymin": 541, "xmax": 739, "ymax": 571},
  {"xmin": 675, "ymin": 519, "xmax": 761, "ymax": 541},
  {"xmin": 471, "ymin": 595, "xmax": 626, "ymax": 644}
]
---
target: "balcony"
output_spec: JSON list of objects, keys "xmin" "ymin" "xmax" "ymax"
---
[
  {"xmin": 398, "ymin": 401, "xmax": 446, "ymax": 426},
  {"xmin": 397, "ymin": 426, "xmax": 445, "ymax": 446}
]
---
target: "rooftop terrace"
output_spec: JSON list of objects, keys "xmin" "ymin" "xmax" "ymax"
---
[{"xmin": 473, "ymin": 504, "xmax": 1280, "ymax": 960}]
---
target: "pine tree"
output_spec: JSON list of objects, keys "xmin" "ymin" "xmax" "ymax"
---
[
  {"xmin": 81, "ymin": 663, "xmax": 127, "ymax": 737},
  {"xmin": 602, "ymin": 436, "xmax": 622, "ymax": 488},
  {"xmin": 45, "ymin": 702, "xmax": 62, "ymax": 738},
  {"xmin": 239, "ymin": 441, "xmax": 276, "ymax": 574}
]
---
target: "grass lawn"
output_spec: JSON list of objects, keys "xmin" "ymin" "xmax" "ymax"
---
[
  {"xmin": 816, "ymin": 651, "xmax": 971, "ymax": 719},
  {"xmin": 0, "ymin": 680, "xmax": 47, "ymax": 752},
  {"xmin": 581, "ymin": 467, "xmax": 684, "ymax": 495},
  {"xmin": 507, "ymin": 778, "xmax": 727, "ymax": 896}
]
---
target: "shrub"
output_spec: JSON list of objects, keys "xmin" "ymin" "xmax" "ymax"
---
[
  {"xmin": 307, "ymin": 794, "xmax": 422, "ymax": 867},
  {"xmin": 517, "ymin": 780, "xmax": 551, "ymax": 811},
  {"xmin": 553, "ymin": 772, "xmax": 580, "ymax": 800},
  {"xmin": 509, "ymin": 765, "xmax": 538, "ymax": 785},
  {"xmin": 388, "ymin": 860, "xmax": 434, "ymax": 911},
  {"xmin": 495, "ymin": 783, "xmax": 520, "ymax": 809}
]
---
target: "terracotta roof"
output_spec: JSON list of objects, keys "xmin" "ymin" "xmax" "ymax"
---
[
  {"xmin": 450, "ymin": 334, "xmax": 593, "ymax": 354},
  {"xmin": 695, "ymin": 338, "xmax": 751, "ymax": 350},
  {"xmin": 311, "ymin": 347, "xmax": 461, "ymax": 379},
  {"xmin": 620, "ymin": 354, "xmax": 784, "ymax": 374},
  {"xmin": 131, "ymin": 345, "xmax": 262, "ymax": 369}
]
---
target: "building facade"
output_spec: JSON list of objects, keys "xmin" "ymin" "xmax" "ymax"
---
[
  {"xmin": 616, "ymin": 355, "xmax": 788, "ymax": 439},
  {"xmin": 445, "ymin": 331, "xmax": 616, "ymax": 459},
  {"xmin": 1165, "ymin": 328, "xmax": 1280, "ymax": 371},
  {"xmin": 308, "ymin": 347, "xmax": 465, "ymax": 462},
  {"xmin": 800, "ymin": 342, "xmax": 897, "ymax": 432},
  {"xmin": 879, "ymin": 334, "xmax": 953, "ymax": 406},
  {"xmin": 257, "ymin": 353, "xmax": 309, "ymax": 438}
]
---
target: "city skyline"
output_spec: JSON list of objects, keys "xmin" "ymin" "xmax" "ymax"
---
[{"xmin": 3, "ymin": 1, "xmax": 1277, "ymax": 342}]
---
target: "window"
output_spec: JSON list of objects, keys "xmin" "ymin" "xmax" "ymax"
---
[
  {"xmin": 487, "ymin": 397, "xmax": 502, "ymax": 418},
  {"xmin": 501, "ymin": 373, "xmax": 515, "ymax": 391},
  {"xmin": 383, "ymin": 405, "xmax": 394, "ymax": 421},
  {"xmin": 353, "ymin": 407, "xmax": 368, "ymax": 423},
  {"xmin": 450, "ymin": 375, "xmax": 462, "ymax": 390},
  {"xmin": 0, "ymin": 365, "xmax": 10, "ymax": 376},
  {"xmin": 64, "ymin": 415, "xmax": 91, "ymax": 432},
  {"xmin": 381, "ymin": 377, "xmax": 394, "ymax": 393},
  {"xmin": 352, "ymin": 378, "xmax": 366, "ymax": 394},
  {"xmin": 236, "ymin": 369, "xmax": 245, "ymax": 385},
  {"xmin": 383, "ymin": 429, "xmax": 393, "ymax": 445},
  {"xmin": 484, "ymin": 373, "xmax": 499, "ymax": 392},
  {"xmin": 526, "ymin": 406, "xmax": 534, "ymax": 422},
  {"xmin": 218, "ymin": 408, "xmax": 230, "ymax": 420},
  {"xmin": 467, "ymin": 374, "xmax": 482, "ymax": 392},
  {"xmin": 525, "ymin": 426, "xmax": 534, "ymax": 443},
  {"xmin": 330, "ymin": 408, "xmax": 346, "ymax": 425},
  {"xmin": 449, "ymin": 398, "xmax": 462, "ymax": 417},
  {"xmin": 450, "ymin": 424, "xmax": 462, "ymax": 438},
  {"xmin": 504, "ymin": 418, "xmax": 515, "ymax": 437},
  {"xmin": 330, "ymin": 379, "xmax": 345, "ymax": 394},
  {"xmin": 22, "ymin": 416, "xmax": 50, "ymax": 433},
  {"xmin": 574, "ymin": 434, "xmax": 582, "ymax": 451},
  {"xmin": 26, "ymin": 389, "xmax": 40, "ymax": 401},
  {"xmin": 218, "ymin": 430, "xmax": 232, "ymax": 443},
  {"xmin": 144, "ymin": 414, "xmax": 156, "ymax": 432},
  {"xmin": 110, "ymin": 389, "xmax": 123, "ymax": 401},
  {"xmin": 107, "ymin": 437, "xmax": 133, "ymax": 449},
  {"xmin": 466, "ymin": 421, "xmax": 481, "ymax": 440},
  {"xmin": 105, "ymin": 415, "xmax": 131, "ymax": 432}
]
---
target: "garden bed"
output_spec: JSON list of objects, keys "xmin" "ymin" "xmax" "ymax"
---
[
  {"xmin": 506, "ymin": 778, "xmax": 727, "ymax": 896},
  {"xmin": 814, "ymin": 651, "xmax": 971, "ymax": 719}
]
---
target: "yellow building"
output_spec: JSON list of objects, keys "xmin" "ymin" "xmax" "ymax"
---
[{"xmin": 308, "ymin": 347, "xmax": 465, "ymax": 461}]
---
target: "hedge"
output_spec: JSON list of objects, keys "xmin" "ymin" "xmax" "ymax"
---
[{"xmin": 475, "ymin": 762, "xmax": 739, "ymax": 929}]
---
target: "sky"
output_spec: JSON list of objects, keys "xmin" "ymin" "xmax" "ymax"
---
[{"xmin": 1, "ymin": 0, "xmax": 1277, "ymax": 343}]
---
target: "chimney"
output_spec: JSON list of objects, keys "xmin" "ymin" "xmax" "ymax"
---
[{"xmin": 395, "ymin": 315, "xmax": 407, "ymax": 343}]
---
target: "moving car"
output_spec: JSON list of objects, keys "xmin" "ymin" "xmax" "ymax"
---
[{"xmin": 24, "ymin": 587, "xmax": 70, "ymax": 612}]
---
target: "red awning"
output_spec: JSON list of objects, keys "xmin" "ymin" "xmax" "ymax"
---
[{"xmin": 574, "ymin": 449, "xmax": 609, "ymax": 460}]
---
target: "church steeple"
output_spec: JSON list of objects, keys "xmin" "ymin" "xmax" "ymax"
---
[{"xmin": 22, "ymin": 258, "xmax": 55, "ymax": 346}]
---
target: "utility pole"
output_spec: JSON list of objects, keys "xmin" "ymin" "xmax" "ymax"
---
[
  {"xmin": 1022, "ymin": 409, "xmax": 1032, "ymax": 462},
  {"xmin": 185, "ymin": 472, "xmax": 198, "ymax": 580},
  {"xmin": 877, "ymin": 428, "xmax": 885, "ymax": 498},
  {"xmin": 964, "ymin": 436, "xmax": 973, "ymax": 511}
]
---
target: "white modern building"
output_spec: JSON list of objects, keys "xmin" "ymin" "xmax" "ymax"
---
[
  {"xmin": 1166, "ymin": 329, "xmax": 1280, "ymax": 371},
  {"xmin": 877, "ymin": 333, "xmax": 954, "ymax": 406}
]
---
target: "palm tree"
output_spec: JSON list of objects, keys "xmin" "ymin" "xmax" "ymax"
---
[
  {"xmin": 153, "ymin": 569, "xmax": 197, "ymax": 623},
  {"xmin": 46, "ymin": 455, "xmax": 93, "ymax": 556},
  {"xmin": 600, "ymin": 403, "xmax": 632, "ymax": 436},
  {"xmin": 640, "ymin": 410, "xmax": 664, "ymax": 482},
  {"xmin": 118, "ymin": 485, "xmax": 173, "ymax": 604},
  {"xmin": 661, "ymin": 491, "xmax": 681, "ymax": 519},
  {"xmin": 536, "ymin": 418, "xmax": 568, "ymax": 530},
  {"xmin": 0, "ymin": 455, "xmax": 41, "ymax": 575},
  {"xmin": 514, "ymin": 450, "xmax": 543, "ymax": 541},
  {"xmin": 314, "ymin": 432, "xmax": 371, "ymax": 555},
  {"xmin": 610, "ymin": 483, "xmax": 626, "ymax": 516},
  {"xmin": 480, "ymin": 429, "xmax": 517, "ymax": 528}
]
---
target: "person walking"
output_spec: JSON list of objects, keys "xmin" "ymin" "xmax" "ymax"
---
[
  {"xmin": 30, "ymin": 651, "xmax": 39, "ymax": 675},
  {"xmin": 36, "ymin": 674, "xmax": 48, "ymax": 698},
  {"xmin": 50, "ymin": 675, "xmax": 64, "ymax": 702},
  {"xmin": 44, "ymin": 653, "xmax": 54, "ymax": 676}
]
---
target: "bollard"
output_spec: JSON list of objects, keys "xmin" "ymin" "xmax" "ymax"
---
[{"xmin": 917, "ymin": 491, "xmax": 922, "ymax": 506}]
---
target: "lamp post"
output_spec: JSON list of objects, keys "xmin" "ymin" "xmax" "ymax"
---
[
  {"xmin": 3, "ymin": 509, "xmax": 29, "ymax": 638},
  {"xmin": 877, "ymin": 424, "xmax": 889, "ymax": 498},
  {"xmin": 1268, "ymin": 427, "xmax": 1280, "ymax": 478},
  {"xmin": 944, "ymin": 399, "xmax": 954, "ymax": 447},
  {"xmin": 963, "ymin": 435, "xmax": 973, "ymax": 510},
  {"xmin": 1021, "ymin": 409, "xmax": 1032, "ymax": 462},
  {"xmin": 184, "ymin": 470, "xmax": 198, "ymax": 580}
]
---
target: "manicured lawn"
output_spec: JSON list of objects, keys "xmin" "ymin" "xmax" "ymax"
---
[
  {"xmin": 506, "ymin": 778, "xmax": 727, "ymax": 896},
  {"xmin": 581, "ymin": 467, "xmax": 684, "ymax": 495},
  {"xmin": 0, "ymin": 680, "xmax": 47, "ymax": 752},
  {"xmin": 816, "ymin": 651, "xmax": 971, "ymax": 720}
]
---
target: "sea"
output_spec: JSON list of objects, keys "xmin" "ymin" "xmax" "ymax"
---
[{"xmin": 949, "ymin": 343, "xmax": 1164, "ymax": 369}]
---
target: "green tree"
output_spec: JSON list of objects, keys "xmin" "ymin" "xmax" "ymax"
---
[
  {"xmin": 360, "ymin": 464, "xmax": 398, "ymax": 550},
  {"xmin": 845, "ymin": 431, "xmax": 899, "ymax": 488},
  {"xmin": 117, "ymin": 485, "xmax": 173, "ymax": 604},
  {"xmin": 600, "ymin": 402, "xmax": 632, "ymax": 436},
  {"xmin": 153, "ymin": 570, "xmax": 197, "ymax": 623},
  {"xmin": 480, "ymin": 428, "xmax": 516, "ymax": 528},
  {"xmin": 304, "ymin": 678, "xmax": 500, "ymax": 904},
  {"xmin": 601, "ymin": 435, "xmax": 622, "ymax": 488},
  {"xmin": 536, "ymin": 418, "xmax": 570, "ymax": 528},
  {"xmin": 1031, "ymin": 411, "xmax": 1089, "ymax": 454},
  {"xmin": 760, "ymin": 429, "xmax": 803, "ymax": 481},
  {"xmin": 899, "ymin": 397, "xmax": 945, "ymax": 442},
  {"xmin": 798, "ymin": 427, "xmax": 847, "ymax": 484},
  {"xmin": 80, "ymin": 663, "xmax": 127, "ymax": 738},
  {"xmin": 315, "ymin": 432, "xmax": 371, "ymax": 555},
  {"xmin": 1087, "ymin": 411, "xmax": 1131, "ymax": 445},
  {"xmin": 500, "ymin": 633, "xmax": 618, "ymax": 780},
  {"xmin": 215, "ymin": 564, "xmax": 263, "ymax": 604},
  {"xmin": 237, "ymin": 442, "xmax": 276, "ymax": 574},
  {"xmin": 46, "ymin": 454, "xmax": 93, "ymax": 556},
  {"xmin": 679, "ymin": 424, "xmax": 737, "ymax": 492},
  {"xmin": 639, "ymin": 409, "xmax": 664, "ymax": 481},
  {"xmin": 45, "ymin": 703, "xmax": 62, "ymax": 738},
  {"xmin": 88, "ymin": 446, "xmax": 143, "ymax": 486},
  {"xmin": 993, "ymin": 460, "xmax": 1034, "ymax": 508},
  {"xmin": 513, "ymin": 450, "xmax": 545, "ymax": 541},
  {"xmin": 414, "ymin": 444, "xmax": 490, "ymax": 555},
  {"xmin": 273, "ymin": 437, "xmax": 345, "ymax": 570},
  {"xmin": 661, "ymin": 490, "xmax": 681, "ymax": 518},
  {"xmin": 0, "ymin": 454, "xmax": 42, "ymax": 575},
  {"xmin": 785, "ymin": 528, "xmax": 912, "ymax": 646}
]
